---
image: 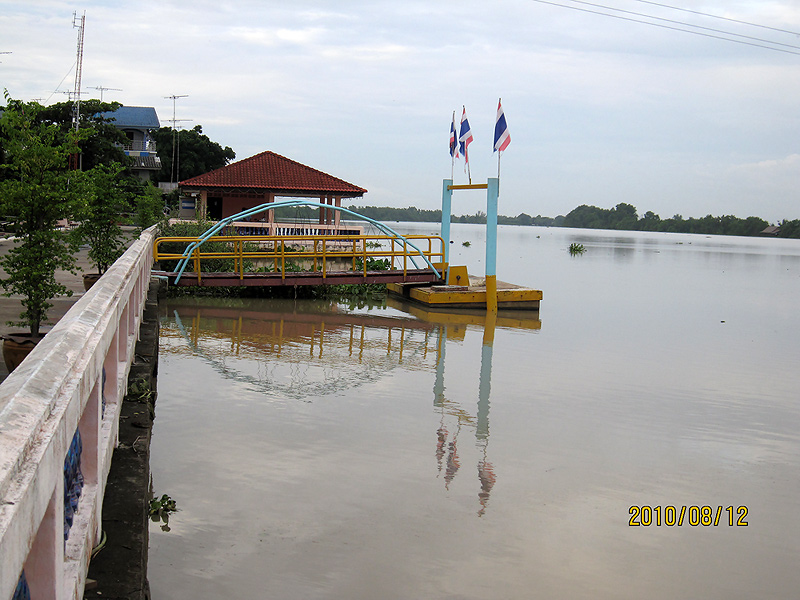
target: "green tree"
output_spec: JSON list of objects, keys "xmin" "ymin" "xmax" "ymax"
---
[
  {"xmin": 777, "ymin": 219, "xmax": 800, "ymax": 238},
  {"xmin": 135, "ymin": 182, "xmax": 166, "ymax": 230},
  {"xmin": 151, "ymin": 125, "xmax": 235, "ymax": 182},
  {"xmin": 0, "ymin": 93, "xmax": 87, "ymax": 336},
  {"xmin": 35, "ymin": 100, "xmax": 129, "ymax": 170},
  {"xmin": 563, "ymin": 204, "xmax": 609, "ymax": 229},
  {"xmin": 75, "ymin": 162, "xmax": 128, "ymax": 275},
  {"xmin": 610, "ymin": 203, "xmax": 638, "ymax": 230},
  {"xmin": 516, "ymin": 212, "xmax": 533, "ymax": 226},
  {"xmin": 639, "ymin": 210, "xmax": 661, "ymax": 231}
]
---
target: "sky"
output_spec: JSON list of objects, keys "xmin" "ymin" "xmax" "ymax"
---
[{"xmin": 2, "ymin": 0, "xmax": 800, "ymax": 222}]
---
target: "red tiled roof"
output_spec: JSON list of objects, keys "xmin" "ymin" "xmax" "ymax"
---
[{"xmin": 179, "ymin": 151, "xmax": 366, "ymax": 196}]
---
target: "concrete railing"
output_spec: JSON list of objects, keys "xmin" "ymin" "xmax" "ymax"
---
[{"xmin": 0, "ymin": 227, "xmax": 156, "ymax": 600}]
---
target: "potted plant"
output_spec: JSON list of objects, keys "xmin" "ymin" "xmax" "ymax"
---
[
  {"xmin": 74, "ymin": 162, "xmax": 128, "ymax": 290},
  {"xmin": 0, "ymin": 93, "xmax": 87, "ymax": 371}
]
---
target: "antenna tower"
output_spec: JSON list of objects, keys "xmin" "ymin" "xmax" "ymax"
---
[
  {"xmin": 70, "ymin": 12, "xmax": 86, "ymax": 169},
  {"xmin": 72, "ymin": 12, "xmax": 86, "ymax": 131},
  {"xmin": 164, "ymin": 94, "xmax": 190, "ymax": 183}
]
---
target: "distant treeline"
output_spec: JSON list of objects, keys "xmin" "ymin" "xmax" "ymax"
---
[
  {"xmin": 270, "ymin": 203, "xmax": 800, "ymax": 239},
  {"xmin": 561, "ymin": 203, "xmax": 800, "ymax": 238},
  {"xmin": 346, "ymin": 205, "xmax": 558, "ymax": 227}
]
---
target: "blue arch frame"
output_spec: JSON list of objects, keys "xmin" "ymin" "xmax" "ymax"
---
[{"xmin": 171, "ymin": 200, "xmax": 442, "ymax": 283}]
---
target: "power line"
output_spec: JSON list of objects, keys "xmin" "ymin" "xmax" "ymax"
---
[
  {"xmin": 530, "ymin": 0, "xmax": 800, "ymax": 56},
  {"xmin": 45, "ymin": 62, "xmax": 77, "ymax": 104},
  {"xmin": 630, "ymin": 0, "xmax": 800, "ymax": 37},
  {"xmin": 563, "ymin": 0, "xmax": 800, "ymax": 52}
]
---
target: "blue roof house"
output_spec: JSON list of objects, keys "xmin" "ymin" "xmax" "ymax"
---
[{"xmin": 98, "ymin": 106, "xmax": 162, "ymax": 181}]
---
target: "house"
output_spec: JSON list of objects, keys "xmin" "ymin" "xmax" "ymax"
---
[
  {"xmin": 98, "ymin": 106, "xmax": 162, "ymax": 181},
  {"xmin": 179, "ymin": 151, "xmax": 367, "ymax": 230}
]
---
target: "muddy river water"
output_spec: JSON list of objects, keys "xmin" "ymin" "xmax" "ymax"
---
[{"xmin": 148, "ymin": 223, "xmax": 800, "ymax": 599}]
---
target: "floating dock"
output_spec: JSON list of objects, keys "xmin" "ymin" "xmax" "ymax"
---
[
  {"xmin": 387, "ymin": 296, "xmax": 541, "ymax": 330},
  {"xmin": 388, "ymin": 274, "xmax": 542, "ymax": 311}
]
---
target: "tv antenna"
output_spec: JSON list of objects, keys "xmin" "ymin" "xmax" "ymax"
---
[
  {"xmin": 93, "ymin": 85, "xmax": 122, "ymax": 101},
  {"xmin": 164, "ymin": 94, "xmax": 191, "ymax": 183}
]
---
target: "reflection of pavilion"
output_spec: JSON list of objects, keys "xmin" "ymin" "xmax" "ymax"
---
[
  {"xmin": 161, "ymin": 298, "xmax": 440, "ymax": 399},
  {"xmin": 161, "ymin": 297, "xmax": 541, "ymax": 516}
]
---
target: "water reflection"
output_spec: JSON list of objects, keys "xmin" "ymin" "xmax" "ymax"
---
[
  {"xmin": 161, "ymin": 298, "xmax": 540, "ymax": 516},
  {"xmin": 151, "ymin": 227, "xmax": 800, "ymax": 599},
  {"xmin": 162, "ymin": 298, "xmax": 443, "ymax": 399}
]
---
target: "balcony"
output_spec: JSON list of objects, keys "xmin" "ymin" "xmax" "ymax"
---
[{"xmin": 120, "ymin": 140, "xmax": 158, "ymax": 156}]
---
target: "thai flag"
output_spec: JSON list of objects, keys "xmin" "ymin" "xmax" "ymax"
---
[
  {"xmin": 459, "ymin": 107, "xmax": 473, "ymax": 163},
  {"xmin": 493, "ymin": 99, "xmax": 510, "ymax": 152},
  {"xmin": 449, "ymin": 112, "xmax": 459, "ymax": 159}
]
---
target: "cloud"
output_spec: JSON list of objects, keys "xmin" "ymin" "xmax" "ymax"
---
[
  {"xmin": 227, "ymin": 25, "xmax": 326, "ymax": 47},
  {"xmin": 3, "ymin": 0, "xmax": 800, "ymax": 220}
]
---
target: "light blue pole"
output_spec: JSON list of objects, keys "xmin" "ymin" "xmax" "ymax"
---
[
  {"xmin": 486, "ymin": 178, "xmax": 499, "ymax": 279},
  {"xmin": 441, "ymin": 179, "xmax": 453, "ymax": 268},
  {"xmin": 485, "ymin": 178, "xmax": 499, "ymax": 312}
]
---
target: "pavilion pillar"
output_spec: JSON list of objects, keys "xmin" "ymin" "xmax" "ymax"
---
[
  {"xmin": 267, "ymin": 192, "xmax": 275, "ymax": 235},
  {"xmin": 327, "ymin": 196, "xmax": 334, "ymax": 226},
  {"xmin": 198, "ymin": 190, "xmax": 208, "ymax": 219},
  {"xmin": 334, "ymin": 197, "xmax": 341, "ymax": 229},
  {"xmin": 319, "ymin": 195, "xmax": 325, "ymax": 225}
]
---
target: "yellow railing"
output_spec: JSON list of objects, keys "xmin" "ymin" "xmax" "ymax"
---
[{"xmin": 153, "ymin": 234, "xmax": 445, "ymax": 284}]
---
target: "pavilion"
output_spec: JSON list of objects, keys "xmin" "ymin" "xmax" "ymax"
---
[{"xmin": 179, "ymin": 151, "xmax": 367, "ymax": 230}]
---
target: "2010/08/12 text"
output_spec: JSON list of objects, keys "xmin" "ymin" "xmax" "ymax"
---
[{"xmin": 629, "ymin": 505, "xmax": 748, "ymax": 527}]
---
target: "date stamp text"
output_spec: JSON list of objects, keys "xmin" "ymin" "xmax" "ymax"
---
[{"xmin": 629, "ymin": 505, "xmax": 748, "ymax": 527}]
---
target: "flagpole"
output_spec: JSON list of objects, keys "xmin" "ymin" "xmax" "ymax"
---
[
  {"xmin": 459, "ymin": 105, "xmax": 474, "ymax": 185},
  {"xmin": 451, "ymin": 110, "xmax": 456, "ymax": 181},
  {"xmin": 493, "ymin": 97, "xmax": 510, "ymax": 184}
]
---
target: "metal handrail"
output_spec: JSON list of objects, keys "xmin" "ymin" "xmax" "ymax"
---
[
  {"xmin": 167, "ymin": 200, "xmax": 443, "ymax": 283},
  {"xmin": 153, "ymin": 234, "xmax": 445, "ymax": 284}
]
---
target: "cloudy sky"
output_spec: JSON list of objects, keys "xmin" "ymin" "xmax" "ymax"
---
[{"xmin": 2, "ymin": 0, "xmax": 799, "ymax": 222}]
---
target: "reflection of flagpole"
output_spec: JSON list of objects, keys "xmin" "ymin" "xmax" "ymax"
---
[
  {"xmin": 476, "ymin": 311, "xmax": 497, "ymax": 516},
  {"xmin": 476, "ymin": 311, "xmax": 496, "ymax": 441},
  {"xmin": 433, "ymin": 324, "xmax": 447, "ymax": 407}
]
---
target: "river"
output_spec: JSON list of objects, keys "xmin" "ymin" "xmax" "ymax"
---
[{"xmin": 148, "ymin": 223, "xmax": 800, "ymax": 599}]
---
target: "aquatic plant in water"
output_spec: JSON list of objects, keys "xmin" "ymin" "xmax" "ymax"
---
[
  {"xmin": 149, "ymin": 493, "xmax": 178, "ymax": 532},
  {"xmin": 568, "ymin": 242, "xmax": 586, "ymax": 255}
]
